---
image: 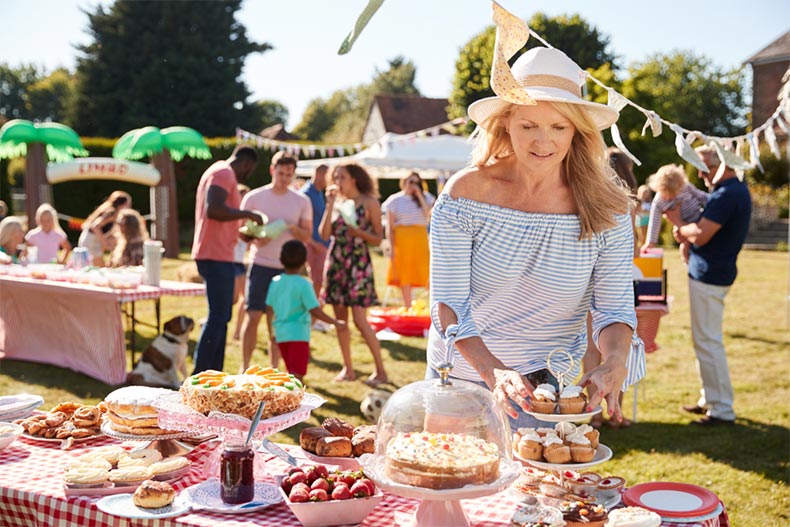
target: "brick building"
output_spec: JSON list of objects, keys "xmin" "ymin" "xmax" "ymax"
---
[{"xmin": 745, "ymin": 31, "xmax": 790, "ymax": 134}]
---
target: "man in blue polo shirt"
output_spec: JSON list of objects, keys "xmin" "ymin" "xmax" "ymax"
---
[
  {"xmin": 668, "ymin": 145, "xmax": 751, "ymax": 426},
  {"xmin": 300, "ymin": 164, "xmax": 332, "ymax": 331}
]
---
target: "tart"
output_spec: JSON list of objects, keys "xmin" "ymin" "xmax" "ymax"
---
[{"xmin": 604, "ymin": 506, "xmax": 661, "ymax": 527}]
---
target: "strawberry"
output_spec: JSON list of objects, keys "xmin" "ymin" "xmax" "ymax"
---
[
  {"xmin": 309, "ymin": 488, "xmax": 329, "ymax": 502},
  {"xmin": 350, "ymin": 480, "xmax": 371, "ymax": 498}
]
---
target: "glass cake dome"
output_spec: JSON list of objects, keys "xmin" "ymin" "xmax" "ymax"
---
[{"xmin": 372, "ymin": 375, "xmax": 513, "ymax": 490}]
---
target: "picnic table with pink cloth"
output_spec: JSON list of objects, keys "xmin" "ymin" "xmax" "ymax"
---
[
  {"xmin": 0, "ymin": 437, "xmax": 730, "ymax": 527},
  {"xmin": 0, "ymin": 275, "xmax": 204, "ymax": 385}
]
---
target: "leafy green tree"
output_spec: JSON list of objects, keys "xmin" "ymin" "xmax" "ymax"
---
[
  {"xmin": 293, "ymin": 56, "xmax": 420, "ymax": 142},
  {"xmin": 73, "ymin": 0, "xmax": 270, "ymax": 136},
  {"xmin": 251, "ymin": 99, "xmax": 289, "ymax": 131},
  {"xmin": 616, "ymin": 51, "xmax": 746, "ymax": 180},
  {"xmin": 0, "ymin": 64, "xmax": 41, "ymax": 120},
  {"xmin": 27, "ymin": 68, "xmax": 77, "ymax": 126},
  {"xmin": 448, "ymin": 13, "xmax": 616, "ymax": 122}
]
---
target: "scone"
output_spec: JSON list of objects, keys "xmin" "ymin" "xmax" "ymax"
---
[
  {"xmin": 299, "ymin": 426, "xmax": 333, "ymax": 453},
  {"xmin": 133, "ymin": 479, "xmax": 176, "ymax": 509},
  {"xmin": 558, "ymin": 385, "xmax": 587, "ymax": 414},
  {"xmin": 351, "ymin": 432, "xmax": 375, "ymax": 456},
  {"xmin": 530, "ymin": 384, "xmax": 558, "ymax": 414},
  {"xmin": 322, "ymin": 417, "xmax": 355, "ymax": 438},
  {"xmin": 566, "ymin": 432, "xmax": 595, "ymax": 463},
  {"xmin": 542, "ymin": 434, "xmax": 571, "ymax": 464},
  {"xmin": 315, "ymin": 436, "xmax": 352, "ymax": 457}
]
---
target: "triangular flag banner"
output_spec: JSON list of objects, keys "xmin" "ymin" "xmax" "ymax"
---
[
  {"xmin": 337, "ymin": 0, "xmax": 385, "ymax": 55},
  {"xmin": 711, "ymin": 141, "xmax": 750, "ymax": 171},
  {"xmin": 490, "ymin": 1, "xmax": 536, "ymax": 106},
  {"xmin": 607, "ymin": 88, "xmax": 629, "ymax": 111},
  {"xmin": 610, "ymin": 123, "xmax": 641, "ymax": 166},
  {"xmin": 775, "ymin": 115, "xmax": 790, "ymax": 136},
  {"xmin": 747, "ymin": 132, "xmax": 764, "ymax": 174},
  {"xmin": 641, "ymin": 111, "xmax": 663, "ymax": 137},
  {"xmin": 670, "ymin": 124, "xmax": 708, "ymax": 172},
  {"xmin": 764, "ymin": 123, "xmax": 781, "ymax": 158}
]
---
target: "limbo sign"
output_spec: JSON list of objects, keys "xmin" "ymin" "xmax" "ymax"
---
[{"xmin": 47, "ymin": 157, "xmax": 161, "ymax": 186}]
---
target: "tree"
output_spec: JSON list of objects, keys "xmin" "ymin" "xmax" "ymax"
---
[
  {"xmin": 616, "ymin": 51, "xmax": 747, "ymax": 179},
  {"xmin": 73, "ymin": 0, "xmax": 270, "ymax": 137},
  {"xmin": 448, "ymin": 13, "xmax": 616, "ymax": 122},
  {"xmin": 26, "ymin": 68, "xmax": 77, "ymax": 126},
  {"xmin": 251, "ymin": 99, "xmax": 289, "ymax": 131},
  {"xmin": 0, "ymin": 64, "xmax": 41, "ymax": 121},
  {"xmin": 293, "ymin": 56, "xmax": 420, "ymax": 142}
]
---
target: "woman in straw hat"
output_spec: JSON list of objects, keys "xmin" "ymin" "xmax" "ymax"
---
[{"xmin": 426, "ymin": 47, "xmax": 644, "ymax": 429}]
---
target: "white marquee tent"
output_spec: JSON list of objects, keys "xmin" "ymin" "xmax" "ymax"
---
[{"xmin": 295, "ymin": 133, "xmax": 473, "ymax": 179}]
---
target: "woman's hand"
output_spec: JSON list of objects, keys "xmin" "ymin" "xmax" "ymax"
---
[
  {"xmin": 346, "ymin": 225, "xmax": 363, "ymax": 239},
  {"xmin": 486, "ymin": 368, "xmax": 534, "ymax": 419},
  {"xmin": 325, "ymin": 185, "xmax": 338, "ymax": 205},
  {"xmin": 579, "ymin": 357, "xmax": 628, "ymax": 421}
]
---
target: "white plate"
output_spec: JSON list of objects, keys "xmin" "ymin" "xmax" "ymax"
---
[
  {"xmin": 524, "ymin": 406, "xmax": 602, "ymax": 422},
  {"xmin": 515, "ymin": 444, "xmax": 613, "ymax": 471},
  {"xmin": 184, "ymin": 478, "xmax": 282, "ymax": 513},
  {"xmin": 96, "ymin": 493, "xmax": 191, "ymax": 519},
  {"xmin": 509, "ymin": 484, "xmax": 621, "ymax": 510},
  {"xmin": 0, "ymin": 394, "xmax": 44, "ymax": 420},
  {"xmin": 19, "ymin": 431, "xmax": 103, "ymax": 444}
]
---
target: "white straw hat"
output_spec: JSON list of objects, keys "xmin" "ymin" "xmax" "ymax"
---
[{"xmin": 468, "ymin": 47, "xmax": 619, "ymax": 131}]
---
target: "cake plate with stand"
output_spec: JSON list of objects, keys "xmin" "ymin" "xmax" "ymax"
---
[
  {"xmin": 151, "ymin": 392, "xmax": 326, "ymax": 475},
  {"xmin": 359, "ymin": 362, "xmax": 520, "ymax": 527},
  {"xmin": 514, "ymin": 350, "xmax": 613, "ymax": 499},
  {"xmin": 99, "ymin": 421, "xmax": 201, "ymax": 458}
]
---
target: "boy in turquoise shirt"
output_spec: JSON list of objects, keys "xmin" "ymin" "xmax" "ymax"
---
[{"xmin": 265, "ymin": 240, "xmax": 344, "ymax": 380}]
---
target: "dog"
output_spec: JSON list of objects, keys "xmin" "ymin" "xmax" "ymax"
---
[{"xmin": 128, "ymin": 315, "xmax": 195, "ymax": 388}]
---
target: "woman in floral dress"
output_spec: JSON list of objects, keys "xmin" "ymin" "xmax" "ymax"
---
[{"xmin": 319, "ymin": 164, "xmax": 389, "ymax": 385}]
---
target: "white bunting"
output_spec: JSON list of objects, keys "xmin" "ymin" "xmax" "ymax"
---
[
  {"xmin": 641, "ymin": 111, "xmax": 663, "ymax": 137},
  {"xmin": 764, "ymin": 123, "xmax": 781, "ymax": 158},
  {"xmin": 775, "ymin": 115, "xmax": 790, "ymax": 136},
  {"xmin": 747, "ymin": 132, "xmax": 764, "ymax": 173},
  {"xmin": 610, "ymin": 123, "xmax": 642, "ymax": 166},
  {"xmin": 670, "ymin": 124, "xmax": 708, "ymax": 172}
]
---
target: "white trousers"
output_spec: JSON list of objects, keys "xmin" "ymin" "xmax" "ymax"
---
[{"xmin": 688, "ymin": 278, "xmax": 735, "ymax": 420}]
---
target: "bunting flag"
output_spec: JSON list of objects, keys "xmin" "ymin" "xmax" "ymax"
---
[
  {"xmin": 641, "ymin": 111, "xmax": 663, "ymax": 137},
  {"xmin": 608, "ymin": 88, "xmax": 641, "ymax": 165},
  {"xmin": 764, "ymin": 123, "xmax": 781, "ymax": 159},
  {"xmin": 712, "ymin": 141, "xmax": 751, "ymax": 182},
  {"xmin": 670, "ymin": 124, "xmax": 708, "ymax": 172},
  {"xmin": 490, "ymin": 0, "xmax": 536, "ymax": 106},
  {"xmin": 747, "ymin": 132, "xmax": 764, "ymax": 174},
  {"xmin": 337, "ymin": 0, "xmax": 385, "ymax": 55}
]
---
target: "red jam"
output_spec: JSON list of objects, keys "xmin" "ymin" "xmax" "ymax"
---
[{"xmin": 221, "ymin": 442, "xmax": 255, "ymax": 504}]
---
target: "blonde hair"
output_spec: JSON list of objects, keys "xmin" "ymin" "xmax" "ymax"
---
[
  {"xmin": 471, "ymin": 101, "xmax": 629, "ymax": 238},
  {"xmin": 35, "ymin": 203, "xmax": 67, "ymax": 237},
  {"xmin": 84, "ymin": 190, "xmax": 132, "ymax": 228},
  {"xmin": 637, "ymin": 184, "xmax": 653, "ymax": 203},
  {"xmin": 111, "ymin": 209, "xmax": 148, "ymax": 266},
  {"xmin": 0, "ymin": 216, "xmax": 25, "ymax": 252},
  {"xmin": 648, "ymin": 164, "xmax": 687, "ymax": 195}
]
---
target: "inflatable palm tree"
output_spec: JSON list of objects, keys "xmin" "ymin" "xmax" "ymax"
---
[
  {"xmin": 0, "ymin": 119, "xmax": 88, "ymax": 227},
  {"xmin": 113, "ymin": 126, "xmax": 211, "ymax": 257}
]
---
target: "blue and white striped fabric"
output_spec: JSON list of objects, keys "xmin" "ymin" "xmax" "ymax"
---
[
  {"xmin": 427, "ymin": 193, "xmax": 645, "ymax": 388},
  {"xmin": 382, "ymin": 191, "xmax": 435, "ymax": 226},
  {"xmin": 646, "ymin": 183, "xmax": 708, "ymax": 245}
]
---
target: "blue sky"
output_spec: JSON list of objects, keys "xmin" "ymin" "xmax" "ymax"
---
[{"xmin": 2, "ymin": 0, "xmax": 788, "ymax": 128}]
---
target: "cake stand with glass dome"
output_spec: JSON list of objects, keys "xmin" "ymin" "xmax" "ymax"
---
[{"xmin": 358, "ymin": 363, "xmax": 520, "ymax": 527}]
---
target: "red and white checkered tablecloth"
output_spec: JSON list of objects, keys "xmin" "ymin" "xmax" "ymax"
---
[
  {"xmin": 0, "ymin": 438, "xmax": 730, "ymax": 527},
  {"xmin": 116, "ymin": 280, "xmax": 205, "ymax": 303}
]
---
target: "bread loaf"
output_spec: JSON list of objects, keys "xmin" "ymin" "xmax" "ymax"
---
[{"xmin": 299, "ymin": 427, "xmax": 333, "ymax": 453}]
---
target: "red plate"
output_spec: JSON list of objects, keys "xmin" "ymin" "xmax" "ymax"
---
[{"xmin": 622, "ymin": 482, "xmax": 719, "ymax": 518}]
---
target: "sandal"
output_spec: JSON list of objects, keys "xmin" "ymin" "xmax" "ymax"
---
[{"xmin": 332, "ymin": 374, "xmax": 356, "ymax": 383}]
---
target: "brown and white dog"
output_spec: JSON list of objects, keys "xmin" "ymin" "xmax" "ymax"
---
[{"xmin": 128, "ymin": 315, "xmax": 195, "ymax": 388}]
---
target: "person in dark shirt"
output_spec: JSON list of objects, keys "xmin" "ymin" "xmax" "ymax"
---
[{"xmin": 667, "ymin": 145, "xmax": 751, "ymax": 426}]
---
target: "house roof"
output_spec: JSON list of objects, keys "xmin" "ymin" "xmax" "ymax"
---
[
  {"xmin": 370, "ymin": 95, "xmax": 450, "ymax": 134},
  {"xmin": 259, "ymin": 123, "xmax": 298, "ymax": 141},
  {"xmin": 745, "ymin": 31, "xmax": 790, "ymax": 65}
]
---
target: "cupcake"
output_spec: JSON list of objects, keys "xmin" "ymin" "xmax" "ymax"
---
[
  {"xmin": 566, "ymin": 432, "xmax": 596, "ymax": 463},
  {"xmin": 531, "ymin": 384, "xmax": 558, "ymax": 414},
  {"xmin": 536, "ymin": 427, "xmax": 558, "ymax": 439},
  {"xmin": 542, "ymin": 433, "xmax": 571, "ymax": 464},
  {"xmin": 597, "ymin": 476, "xmax": 626, "ymax": 501},
  {"xmin": 558, "ymin": 385, "xmax": 588, "ymax": 414},
  {"xmin": 604, "ymin": 506, "xmax": 661, "ymax": 527},
  {"xmin": 560, "ymin": 501, "xmax": 609, "ymax": 527},
  {"xmin": 555, "ymin": 421, "xmax": 577, "ymax": 438},
  {"xmin": 575, "ymin": 424, "xmax": 600, "ymax": 449},
  {"xmin": 510, "ymin": 503, "xmax": 565, "ymax": 527},
  {"xmin": 516, "ymin": 429, "xmax": 544, "ymax": 461}
]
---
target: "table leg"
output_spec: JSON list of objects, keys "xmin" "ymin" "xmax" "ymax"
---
[
  {"xmin": 156, "ymin": 298, "xmax": 161, "ymax": 332},
  {"xmin": 130, "ymin": 301, "xmax": 137, "ymax": 364}
]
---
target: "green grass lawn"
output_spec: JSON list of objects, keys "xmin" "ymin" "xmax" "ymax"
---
[{"xmin": 1, "ymin": 248, "xmax": 788, "ymax": 525}]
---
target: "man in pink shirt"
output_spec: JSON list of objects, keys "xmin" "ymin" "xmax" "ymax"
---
[
  {"xmin": 240, "ymin": 152, "xmax": 313, "ymax": 372},
  {"xmin": 192, "ymin": 145, "xmax": 264, "ymax": 373}
]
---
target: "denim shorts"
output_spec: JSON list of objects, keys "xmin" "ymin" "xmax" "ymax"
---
[
  {"xmin": 424, "ymin": 366, "xmax": 559, "ymax": 431},
  {"xmin": 233, "ymin": 262, "xmax": 247, "ymax": 277},
  {"xmin": 246, "ymin": 264, "xmax": 281, "ymax": 311}
]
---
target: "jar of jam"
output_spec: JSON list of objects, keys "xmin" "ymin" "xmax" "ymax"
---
[{"xmin": 220, "ymin": 441, "xmax": 255, "ymax": 504}]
